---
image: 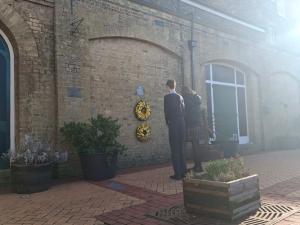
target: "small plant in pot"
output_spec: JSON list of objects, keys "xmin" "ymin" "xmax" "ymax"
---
[
  {"xmin": 60, "ymin": 115, "xmax": 127, "ymax": 181},
  {"xmin": 10, "ymin": 135, "xmax": 55, "ymax": 194},
  {"xmin": 184, "ymin": 157, "xmax": 260, "ymax": 221}
]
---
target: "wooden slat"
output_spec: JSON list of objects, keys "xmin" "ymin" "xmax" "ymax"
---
[
  {"xmin": 229, "ymin": 175, "xmax": 259, "ymax": 195},
  {"xmin": 230, "ymin": 194, "xmax": 260, "ymax": 211},
  {"xmin": 184, "ymin": 178, "xmax": 229, "ymax": 188},
  {"xmin": 185, "ymin": 202, "xmax": 231, "ymax": 216},
  {"xmin": 228, "ymin": 174, "xmax": 258, "ymax": 185},
  {"xmin": 184, "ymin": 186, "xmax": 228, "ymax": 197},
  {"xmin": 184, "ymin": 192, "xmax": 229, "ymax": 210},
  {"xmin": 183, "ymin": 174, "xmax": 261, "ymax": 221},
  {"xmin": 229, "ymin": 188, "xmax": 260, "ymax": 202},
  {"xmin": 183, "ymin": 181, "xmax": 228, "ymax": 194},
  {"xmin": 232, "ymin": 200, "xmax": 261, "ymax": 220}
]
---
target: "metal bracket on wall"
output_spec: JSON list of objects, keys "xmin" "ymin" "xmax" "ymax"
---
[
  {"xmin": 188, "ymin": 40, "xmax": 197, "ymax": 49},
  {"xmin": 70, "ymin": 17, "xmax": 84, "ymax": 35},
  {"xmin": 70, "ymin": 0, "xmax": 84, "ymax": 35}
]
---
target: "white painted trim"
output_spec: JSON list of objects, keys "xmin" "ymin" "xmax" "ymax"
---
[
  {"xmin": 0, "ymin": 30, "xmax": 15, "ymax": 155},
  {"xmin": 181, "ymin": 0, "xmax": 266, "ymax": 33},
  {"xmin": 206, "ymin": 80, "xmax": 246, "ymax": 88},
  {"xmin": 234, "ymin": 69, "xmax": 241, "ymax": 142},
  {"xmin": 242, "ymin": 74, "xmax": 250, "ymax": 144},
  {"xmin": 209, "ymin": 64, "xmax": 216, "ymax": 140},
  {"xmin": 206, "ymin": 63, "xmax": 249, "ymax": 144}
]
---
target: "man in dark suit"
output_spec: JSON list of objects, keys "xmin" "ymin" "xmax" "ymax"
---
[{"xmin": 164, "ymin": 80, "xmax": 187, "ymax": 180}]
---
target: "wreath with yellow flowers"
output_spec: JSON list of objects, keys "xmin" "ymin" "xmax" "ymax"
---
[
  {"xmin": 136, "ymin": 123, "xmax": 151, "ymax": 142},
  {"xmin": 135, "ymin": 100, "xmax": 151, "ymax": 121}
]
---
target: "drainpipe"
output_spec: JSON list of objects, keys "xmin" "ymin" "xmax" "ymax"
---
[
  {"xmin": 188, "ymin": 12, "xmax": 197, "ymax": 90},
  {"xmin": 70, "ymin": 0, "xmax": 74, "ymax": 16}
]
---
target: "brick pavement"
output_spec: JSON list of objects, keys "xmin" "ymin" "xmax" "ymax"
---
[
  {"xmin": 95, "ymin": 181, "xmax": 181, "ymax": 225},
  {"xmin": 100, "ymin": 149, "xmax": 300, "ymax": 225},
  {"xmin": 2, "ymin": 149, "xmax": 300, "ymax": 224},
  {"xmin": 0, "ymin": 181, "xmax": 143, "ymax": 225},
  {"xmin": 114, "ymin": 149, "xmax": 300, "ymax": 195}
]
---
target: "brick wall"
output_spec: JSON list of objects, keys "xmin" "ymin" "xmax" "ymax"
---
[
  {"xmin": 0, "ymin": 0, "xmax": 56, "ymax": 147},
  {"xmin": 1, "ymin": 0, "xmax": 300, "ymax": 170},
  {"xmin": 55, "ymin": 0, "xmax": 300, "ymax": 166}
]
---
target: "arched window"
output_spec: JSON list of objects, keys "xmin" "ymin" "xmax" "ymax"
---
[
  {"xmin": 205, "ymin": 64, "xmax": 249, "ymax": 144},
  {"xmin": 0, "ymin": 34, "xmax": 10, "ymax": 167}
]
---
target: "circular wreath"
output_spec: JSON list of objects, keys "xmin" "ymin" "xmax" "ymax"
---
[
  {"xmin": 136, "ymin": 123, "xmax": 151, "ymax": 142},
  {"xmin": 135, "ymin": 100, "xmax": 151, "ymax": 121}
]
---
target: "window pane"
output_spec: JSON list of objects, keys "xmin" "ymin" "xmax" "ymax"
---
[
  {"xmin": 205, "ymin": 64, "xmax": 210, "ymax": 80},
  {"xmin": 237, "ymin": 87, "xmax": 248, "ymax": 136},
  {"xmin": 0, "ymin": 54, "xmax": 8, "ymax": 121},
  {"xmin": 213, "ymin": 84, "xmax": 238, "ymax": 142},
  {"xmin": 236, "ymin": 71, "xmax": 245, "ymax": 85},
  {"xmin": 212, "ymin": 64, "xmax": 235, "ymax": 83},
  {"xmin": 0, "ymin": 36, "xmax": 8, "ymax": 52}
]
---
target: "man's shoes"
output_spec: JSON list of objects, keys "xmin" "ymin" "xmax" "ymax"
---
[{"xmin": 169, "ymin": 175, "xmax": 182, "ymax": 180}]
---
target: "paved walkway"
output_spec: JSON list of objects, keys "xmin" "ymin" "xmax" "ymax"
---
[{"xmin": 1, "ymin": 149, "xmax": 300, "ymax": 224}]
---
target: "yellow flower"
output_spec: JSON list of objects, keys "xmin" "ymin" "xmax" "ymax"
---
[
  {"xmin": 136, "ymin": 123, "xmax": 151, "ymax": 142},
  {"xmin": 135, "ymin": 100, "xmax": 151, "ymax": 121}
]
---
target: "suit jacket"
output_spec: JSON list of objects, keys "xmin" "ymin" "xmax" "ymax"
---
[{"xmin": 164, "ymin": 92, "xmax": 185, "ymax": 125}]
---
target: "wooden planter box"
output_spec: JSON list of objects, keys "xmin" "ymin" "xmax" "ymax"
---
[{"xmin": 183, "ymin": 174, "xmax": 260, "ymax": 221}]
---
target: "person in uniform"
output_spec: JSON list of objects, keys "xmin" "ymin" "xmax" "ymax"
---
[
  {"xmin": 164, "ymin": 80, "xmax": 187, "ymax": 180},
  {"xmin": 183, "ymin": 86, "xmax": 207, "ymax": 172}
]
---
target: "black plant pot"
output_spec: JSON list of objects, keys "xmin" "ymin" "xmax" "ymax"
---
[
  {"xmin": 79, "ymin": 153, "xmax": 117, "ymax": 181},
  {"xmin": 11, "ymin": 163, "xmax": 53, "ymax": 194}
]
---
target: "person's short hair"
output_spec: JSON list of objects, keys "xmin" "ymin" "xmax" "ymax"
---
[{"xmin": 166, "ymin": 80, "xmax": 176, "ymax": 89}]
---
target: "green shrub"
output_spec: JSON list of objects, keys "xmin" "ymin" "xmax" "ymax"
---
[
  {"xmin": 60, "ymin": 115, "xmax": 127, "ymax": 158},
  {"xmin": 204, "ymin": 157, "xmax": 249, "ymax": 182}
]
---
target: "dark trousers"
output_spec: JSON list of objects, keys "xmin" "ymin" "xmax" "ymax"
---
[{"xmin": 168, "ymin": 118, "xmax": 187, "ymax": 177}]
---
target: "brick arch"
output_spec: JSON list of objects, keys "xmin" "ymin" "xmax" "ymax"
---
[
  {"xmin": 0, "ymin": 2, "xmax": 38, "ymax": 57},
  {"xmin": 83, "ymin": 36, "xmax": 183, "ymax": 165},
  {"xmin": 0, "ymin": 1, "xmax": 40, "ymax": 147},
  {"xmin": 201, "ymin": 59, "xmax": 260, "ymax": 78},
  {"xmin": 89, "ymin": 36, "xmax": 182, "ymax": 61}
]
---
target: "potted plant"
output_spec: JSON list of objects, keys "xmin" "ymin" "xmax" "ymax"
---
[
  {"xmin": 10, "ymin": 135, "xmax": 55, "ymax": 194},
  {"xmin": 183, "ymin": 157, "xmax": 260, "ymax": 221},
  {"xmin": 60, "ymin": 115, "xmax": 127, "ymax": 181}
]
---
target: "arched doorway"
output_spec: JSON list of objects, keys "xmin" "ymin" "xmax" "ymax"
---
[
  {"xmin": 0, "ymin": 31, "xmax": 14, "ymax": 169},
  {"xmin": 205, "ymin": 63, "xmax": 249, "ymax": 144}
]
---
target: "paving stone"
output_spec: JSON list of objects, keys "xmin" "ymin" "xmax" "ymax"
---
[
  {"xmin": 0, "ymin": 181, "xmax": 143, "ymax": 225},
  {"xmin": 3, "ymin": 150, "xmax": 300, "ymax": 224}
]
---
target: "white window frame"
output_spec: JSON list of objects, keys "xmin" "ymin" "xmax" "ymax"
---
[
  {"xmin": 205, "ymin": 63, "xmax": 249, "ymax": 144},
  {"xmin": 0, "ymin": 30, "xmax": 15, "ymax": 155}
]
